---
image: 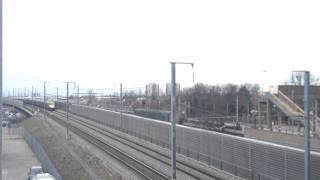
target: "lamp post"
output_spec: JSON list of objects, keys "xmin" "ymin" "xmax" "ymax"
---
[{"xmin": 170, "ymin": 62, "xmax": 194, "ymax": 180}]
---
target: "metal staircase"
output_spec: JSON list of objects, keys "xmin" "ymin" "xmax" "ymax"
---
[
  {"xmin": 265, "ymin": 89, "xmax": 320, "ymax": 135},
  {"xmin": 265, "ymin": 91, "xmax": 304, "ymax": 127}
]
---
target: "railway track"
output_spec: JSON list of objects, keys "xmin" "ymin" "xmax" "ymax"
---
[
  {"xmin": 49, "ymin": 111, "xmax": 170, "ymax": 180},
  {"xmin": 50, "ymin": 110, "xmax": 221, "ymax": 180}
]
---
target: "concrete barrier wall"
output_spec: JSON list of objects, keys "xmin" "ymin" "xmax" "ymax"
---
[{"xmin": 69, "ymin": 104, "xmax": 320, "ymax": 180}]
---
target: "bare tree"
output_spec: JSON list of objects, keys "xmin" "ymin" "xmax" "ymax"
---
[
  {"xmin": 287, "ymin": 73, "xmax": 320, "ymax": 86},
  {"xmin": 311, "ymin": 75, "xmax": 320, "ymax": 85},
  {"xmin": 180, "ymin": 83, "xmax": 260, "ymax": 118},
  {"xmin": 87, "ymin": 89, "xmax": 95, "ymax": 105}
]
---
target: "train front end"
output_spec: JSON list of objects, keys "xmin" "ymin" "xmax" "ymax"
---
[{"xmin": 47, "ymin": 100, "xmax": 56, "ymax": 111}]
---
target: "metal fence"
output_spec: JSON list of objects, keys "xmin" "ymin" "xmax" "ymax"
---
[
  {"xmin": 9, "ymin": 128, "xmax": 62, "ymax": 180},
  {"xmin": 9, "ymin": 100, "xmax": 320, "ymax": 180},
  {"xmin": 69, "ymin": 104, "xmax": 320, "ymax": 180}
]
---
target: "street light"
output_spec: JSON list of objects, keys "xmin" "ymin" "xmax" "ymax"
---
[
  {"xmin": 170, "ymin": 62, "xmax": 194, "ymax": 180},
  {"xmin": 66, "ymin": 81, "xmax": 76, "ymax": 139}
]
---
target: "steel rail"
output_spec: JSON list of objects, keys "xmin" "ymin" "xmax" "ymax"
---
[
  {"xmin": 52, "ymin": 110, "xmax": 220, "ymax": 180},
  {"xmin": 51, "ymin": 111, "xmax": 169, "ymax": 180}
]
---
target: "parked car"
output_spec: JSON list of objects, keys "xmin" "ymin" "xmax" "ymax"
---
[
  {"xmin": 32, "ymin": 173, "xmax": 56, "ymax": 180},
  {"xmin": 28, "ymin": 165, "xmax": 43, "ymax": 180}
]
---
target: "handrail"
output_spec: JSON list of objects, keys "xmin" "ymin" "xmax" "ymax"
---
[
  {"xmin": 278, "ymin": 90, "xmax": 304, "ymax": 114},
  {"xmin": 269, "ymin": 93, "xmax": 298, "ymax": 115}
]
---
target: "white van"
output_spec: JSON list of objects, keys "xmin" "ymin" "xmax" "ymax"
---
[
  {"xmin": 31, "ymin": 173, "xmax": 56, "ymax": 180},
  {"xmin": 28, "ymin": 166, "xmax": 43, "ymax": 180}
]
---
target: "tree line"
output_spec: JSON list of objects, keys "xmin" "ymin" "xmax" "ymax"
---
[{"xmin": 179, "ymin": 83, "xmax": 260, "ymax": 118}]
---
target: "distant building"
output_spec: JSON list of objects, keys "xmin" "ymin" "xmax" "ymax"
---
[
  {"xmin": 145, "ymin": 83, "xmax": 159, "ymax": 100},
  {"xmin": 166, "ymin": 83, "xmax": 180, "ymax": 96}
]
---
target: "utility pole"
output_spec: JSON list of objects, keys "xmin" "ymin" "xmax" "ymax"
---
[
  {"xmin": 0, "ymin": 0, "xmax": 3, "ymax": 177},
  {"xmin": 258, "ymin": 102, "xmax": 261, "ymax": 130},
  {"xmin": 227, "ymin": 103, "xmax": 229, "ymax": 116},
  {"xmin": 170, "ymin": 62, "xmax": 194, "ymax": 180},
  {"xmin": 261, "ymin": 70, "xmax": 267, "ymax": 95},
  {"xmin": 170, "ymin": 62, "xmax": 177, "ymax": 180},
  {"xmin": 293, "ymin": 71, "xmax": 310, "ymax": 180},
  {"xmin": 43, "ymin": 82, "xmax": 48, "ymax": 119},
  {"xmin": 67, "ymin": 82, "xmax": 69, "ymax": 138},
  {"xmin": 32, "ymin": 86, "xmax": 34, "ymax": 112},
  {"xmin": 178, "ymin": 94, "xmax": 181, "ymax": 122},
  {"xmin": 315, "ymin": 99, "xmax": 318, "ymax": 133},
  {"xmin": 66, "ymin": 82, "xmax": 76, "ymax": 139},
  {"xmin": 56, "ymin": 87, "xmax": 59, "ymax": 101},
  {"xmin": 303, "ymin": 71, "xmax": 310, "ymax": 180},
  {"xmin": 77, "ymin": 86, "xmax": 80, "ymax": 104},
  {"xmin": 120, "ymin": 83, "xmax": 123, "ymax": 127},
  {"xmin": 236, "ymin": 95, "xmax": 239, "ymax": 125}
]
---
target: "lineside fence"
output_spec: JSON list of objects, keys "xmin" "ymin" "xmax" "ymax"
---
[
  {"xmin": 69, "ymin": 104, "xmax": 320, "ymax": 180},
  {"xmin": 8, "ymin": 127, "xmax": 62, "ymax": 180}
]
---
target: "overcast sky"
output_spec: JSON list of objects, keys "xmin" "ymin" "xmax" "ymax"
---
[{"xmin": 4, "ymin": 0, "xmax": 320, "ymax": 95}]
